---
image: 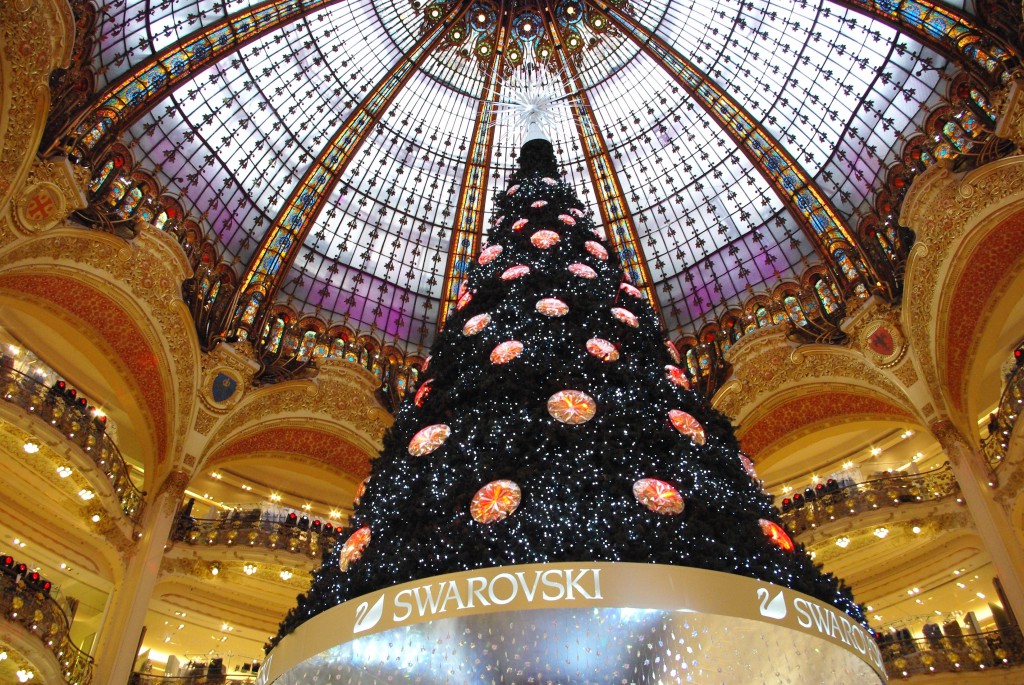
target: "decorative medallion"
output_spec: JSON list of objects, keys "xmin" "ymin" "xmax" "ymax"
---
[
  {"xmin": 478, "ymin": 244, "xmax": 503, "ymax": 265},
  {"xmin": 619, "ymin": 283, "xmax": 643, "ymax": 299},
  {"xmin": 508, "ymin": 185, "xmax": 520, "ymax": 196},
  {"xmin": 669, "ymin": 410, "xmax": 705, "ymax": 445},
  {"xmin": 760, "ymin": 519, "xmax": 794, "ymax": 552},
  {"xmin": 558, "ymin": 214, "xmax": 576, "ymax": 226},
  {"xmin": 542, "ymin": 177, "xmax": 558, "ymax": 186},
  {"xmin": 456, "ymin": 288, "xmax": 474, "ymax": 310},
  {"xmin": 512, "ymin": 218, "xmax": 529, "ymax": 232},
  {"xmin": 531, "ymin": 200, "xmax": 548, "ymax": 208},
  {"xmin": 568, "ymin": 263, "xmax": 597, "ymax": 279},
  {"xmin": 586, "ymin": 338, "xmax": 619, "ymax": 362},
  {"xmin": 611, "ymin": 307, "xmax": 639, "ymax": 327},
  {"xmin": 548, "ymin": 390, "xmax": 597, "ymax": 424},
  {"xmin": 490, "ymin": 341, "xmax": 524, "ymax": 365},
  {"xmin": 665, "ymin": 365, "xmax": 691, "ymax": 390},
  {"xmin": 463, "ymin": 313, "xmax": 491, "ymax": 336},
  {"xmin": 353, "ymin": 477, "xmax": 368, "ymax": 507},
  {"xmin": 211, "ymin": 372, "xmax": 238, "ymax": 404},
  {"xmin": 569, "ymin": 208, "xmax": 585, "ymax": 217},
  {"xmin": 585, "ymin": 241, "xmax": 608, "ymax": 260},
  {"xmin": 531, "ymin": 230, "xmax": 560, "ymax": 248},
  {"xmin": 408, "ymin": 424, "xmax": 451, "ymax": 456},
  {"xmin": 860, "ymin": 320, "xmax": 906, "ymax": 367},
  {"xmin": 633, "ymin": 478, "xmax": 685, "ymax": 515},
  {"xmin": 501, "ymin": 265, "xmax": 531, "ymax": 281},
  {"xmin": 470, "ymin": 480, "xmax": 522, "ymax": 524},
  {"xmin": 665, "ymin": 340, "xmax": 681, "ymax": 364},
  {"xmin": 339, "ymin": 526, "xmax": 371, "ymax": 571},
  {"xmin": 740, "ymin": 453, "xmax": 758, "ymax": 480},
  {"xmin": 536, "ymin": 298, "xmax": 569, "ymax": 317},
  {"xmin": 414, "ymin": 380, "xmax": 433, "ymax": 407},
  {"xmin": 421, "ymin": 356, "xmax": 431, "ymax": 372}
]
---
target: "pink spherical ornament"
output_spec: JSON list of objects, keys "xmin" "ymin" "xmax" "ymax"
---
[
  {"xmin": 740, "ymin": 453, "xmax": 758, "ymax": 480},
  {"xmin": 414, "ymin": 379, "xmax": 433, "ymax": 407},
  {"xmin": 586, "ymin": 338, "xmax": 619, "ymax": 362},
  {"xmin": 339, "ymin": 526, "xmax": 371, "ymax": 571},
  {"xmin": 568, "ymin": 263, "xmax": 597, "ymax": 279},
  {"xmin": 408, "ymin": 424, "xmax": 451, "ymax": 456},
  {"xmin": 531, "ymin": 200, "xmax": 548, "ymax": 208},
  {"xmin": 665, "ymin": 365, "xmax": 691, "ymax": 390},
  {"xmin": 585, "ymin": 241, "xmax": 608, "ymax": 260},
  {"xmin": 478, "ymin": 244, "xmax": 503, "ymax": 265},
  {"xmin": 665, "ymin": 340, "xmax": 681, "ymax": 363},
  {"xmin": 512, "ymin": 218, "xmax": 529, "ymax": 232},
  {"xmin": 470, "ymin": 480, "xmax": 522, "ymax": 524},
  {"xmin": 493, "ymin": 215, "xmax": 503, "ymax": 225},
  {"xmin": 592, "ymin": 226, "xmax": 604, "ymax": 238},
  {"xmin": 558, "ymin": 214, "xmax": 576, "ymax": 226},
  {"xmin": 421, "ymin": 355, "xmax": 431, "ymax": 372},
  {"xmin": 501, "ymin": 265, "xmax": 530, "ymax": 281},
  {"xmin": 456, "ymin": 288, "xmax": 474, "ymax": 311},
  {"xmin": 353, "ymin": 477, "xmax": 368, "ymax": 507},
  {"xmin": 619, "ymin": 282, "xmax": 643, "ymax": 299},
  {"xmin": 507, "ymin": 185, "xmax": 520, "ymax": 196},
  {"xmin": 531, "ymin": 230, "xmax": 560, "ymax": 248},
  {"xmin": 569, "ymin": 208, "xmax": 585, "ymax": 217},
  {"xmin": 669, "ymin": 410, "xmax": 705, "ymax": 445},
  {"xmin": 611, "ymin": 307, "xmax": 639, "ymax": 328},
  {"xmin": 463, "ymin": 313, "xmax": 491, "ymax": 336},
  {"xmin": 542, "ymin": 177, "xmax": 558, "ymax": 186},
  {"xmin": 633, "ymin": 478, "xmax": 685, "ymax": 515},
  {"xmin": 490, "ymin": 340, "xmax": 523, "ymax": 365},
  {"xmin": 536, "ymin": 298, "xmax": 569, "ymax": 317},
  {"xmin": 548, "ymin": 390, "xmax": 597, "ymax": 424}
]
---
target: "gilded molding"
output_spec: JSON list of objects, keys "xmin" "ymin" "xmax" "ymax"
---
[
  {"xmin": 995, "ymin": 79, "xmax": 1024, "ymax": 149},
  {"xmin": 10, "ymin": 156, "xmax": 89, "ymax": 234}
]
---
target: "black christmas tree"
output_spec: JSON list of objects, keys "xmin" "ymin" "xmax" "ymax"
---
[{"xmin": 266, "ymin": 131, "xmax": 869, "ymax": 667}]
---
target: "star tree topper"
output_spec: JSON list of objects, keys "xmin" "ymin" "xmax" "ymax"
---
[{"xmin": 491, "ymin": 64, "xmax": 578, "ymax": 143}]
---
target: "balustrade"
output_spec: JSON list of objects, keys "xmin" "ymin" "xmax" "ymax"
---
[
  {"xmin": 0, "ymin": 574, "xmax": 93, "ymax": 685},
  {"xmin": 981, "ymin": 362, "xmax": 1024, "ymax": 472},
  {"xmin": 0, "ymin": 367, "xmax": 145, "ymax": 521},
  {"xmin": 171, "ymin": 515, "xmax": 341, "ymax": 558},
  {"xmin": 882, "ymin": 628, "xmax": 1024, "ymax": 678},
  {"xmin": 778, "ymin": 465, "xmax": 960, "ymax": 536},
  {"xmin": 129, "ymin": 675, "xmax": 257, "ymax": 685}
]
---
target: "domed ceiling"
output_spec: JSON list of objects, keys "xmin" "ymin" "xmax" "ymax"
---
[{"xmin": 82, "ymin": 0, "xmax": 988, "ymax": 352}]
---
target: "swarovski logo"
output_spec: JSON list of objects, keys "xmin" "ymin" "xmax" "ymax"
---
[
  {"xmin": 757, "ymin": 587, "xmax": 787, "ymax": 620},
  {"xmin": 352, "ymin": 568, "xmax": 603, "ymax": 633}
]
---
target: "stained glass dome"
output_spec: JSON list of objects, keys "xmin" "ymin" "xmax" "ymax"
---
[{"xmin": 70, "ymin": 0, "xmax": 1012, "ymax": 353}]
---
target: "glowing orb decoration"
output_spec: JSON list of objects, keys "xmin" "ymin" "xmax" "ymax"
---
[
  {"xmin": 586, "ymin": 338, "xmax": 619, "ymax": 362},
  {"xmin": 456, "ymin": 289, "xmax": 474, "ymax": 310},
  {"xmin": 490, "ymin": 340, "xmax": 524, "ymax": 364},
  {"xmin": 665, "ymin": 365, "xmax": 692, "ymax": 390},
  {"xmin": 531, "ymin": 230, "xmax": 560, "ymax": 248},
  {"xmin": 501, "ymin": 265, "xmax": 531, "ymax": 281},
  {"xmin": 339, "ymin": 526, "xmax": 371, "ymax": 571},
  {"xmin": 536, "ymin": 298, "xmax": 569, "ymax": 317},
  {"xmin": 421, "ymin": 356, "xmax": 431, "ymax": 372},
  {"xmin": 665, "ymin": 340, "xmax": 681, "ymax": 363},
  {"xmin": 508, "ymin": 185, "xmax": 520, "ymax": 196},
  {"xmin": 413, "ymin": 380, "xmax": 433, "ymax": 407},
  {"xmin": 478, "ymin": 244, "xmax": 503, "ymax": 265},
  {"xmin": 569, "ymin": 208, "xmax": 585, "ymax": 217},
  {"xmin": 669, "ymin": 410, "xmax": 706, "ymax": 445},
  {"xmin": 512, "ymin": 218, "xmax": 529, "ymax": 232},
  {"xmin": 760, "ymin": 519, "xmax": 795, "ymax": 552},
  {"xmin": 619, "ymin": 282, "xmax": 643, "ymax": 299},
  {"xmin": 547, "ymin": 390, "xmax": 597, "ymax": 424},
  {"xmin": 463, "ymin": 313, "xmax": 491, "ymax": 336},
  {"xmin": 353, "ymin": 477, "xmax": 368, "ymax": 507},
  {"xmin": 558, "ymin": 214, "xmax": 576, "ymax": 226},
  {"xmin": 470, "ymin": 480, "xmax": 522, "ymax": 524},
  {"xmin": 568, "ymin": 263, "xmax": 597, "ymax": 279},
  {"xmin": 633, "ymin": 478, "xmax": 685, "ymax": 515},
  {"xmin": 740, "ymin": 453, "xmax": 758, "ymax": 480},
  {"xmin": 408, "ymin": 424, "xmax": 451, "ymax": 456},
  {"xmin": 542, "ymin": 177, "xmax": 558, "ymax": 186},
  {"xmin": 611, "ymin": 307, "xmax": 639, "ymax": 328},
  {"xmin": 585, "ymin": 241, "xmax": 608, "ymax": 260},
  {"xmin": 531, "ymin": 200, "xmax": 548, "ymax": 208}
]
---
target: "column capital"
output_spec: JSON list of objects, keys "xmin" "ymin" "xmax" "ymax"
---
[{"xmin": 156, "ymin": 468, "xmax": 191, "ymax": 516}]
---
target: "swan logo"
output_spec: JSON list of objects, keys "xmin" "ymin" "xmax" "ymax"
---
[
  {"xmin": 757, "ymin": 588, "xmax": 787, "ymax": 620},
  {"xmin": 353, "ymin": 593, "xmax": 387, "ymax": 633}
]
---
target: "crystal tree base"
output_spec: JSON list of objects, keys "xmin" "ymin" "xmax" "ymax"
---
[{"xmin": 258, "ymin": 563, "xmax": 886, "ymax": 684}]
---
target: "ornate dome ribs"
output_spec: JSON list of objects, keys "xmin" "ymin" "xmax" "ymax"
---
[{"xmin": 55, "ymin": 0, "xmax": 1022, "ymax": 356}]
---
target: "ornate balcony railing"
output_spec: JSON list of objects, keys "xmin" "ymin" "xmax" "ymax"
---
[
  {"xmin": 0, "ymin": 574, "xmax": 94, "ymax": 685},
  {"xmin": 981, "ymin": 362, "xmax": 1024, "ymax": 472},
  {"xmin": 0, "ymin": 367, "xmax": 145, "ymax": 522},
  {"xmin": 778, "ymin": 465, "xmax": 960, "ymax": 536},
  {"xmin": 170, "ymin": 516, "xmax": 343, "ymax": 557},
  {"xmin": 882, "ymin": 628, "xmax": 1024, "ymax": 678},
  {"xmin": 130, "ymin": 674, "xmax": 258, "ymax": 685}
]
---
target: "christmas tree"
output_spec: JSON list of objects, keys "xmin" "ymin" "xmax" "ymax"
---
[{"xmin": 267, "ymin": 129, "xmax": 866, "ymax": 653}]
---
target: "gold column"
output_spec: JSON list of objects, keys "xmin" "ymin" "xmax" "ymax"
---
[
  {"xmin": 931, "ymin": 420, "xmax": 1024, "ymax": 623},
  {"xmin": 91, "ymin": 469, "xmax": 190, "ymax": 684}
]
